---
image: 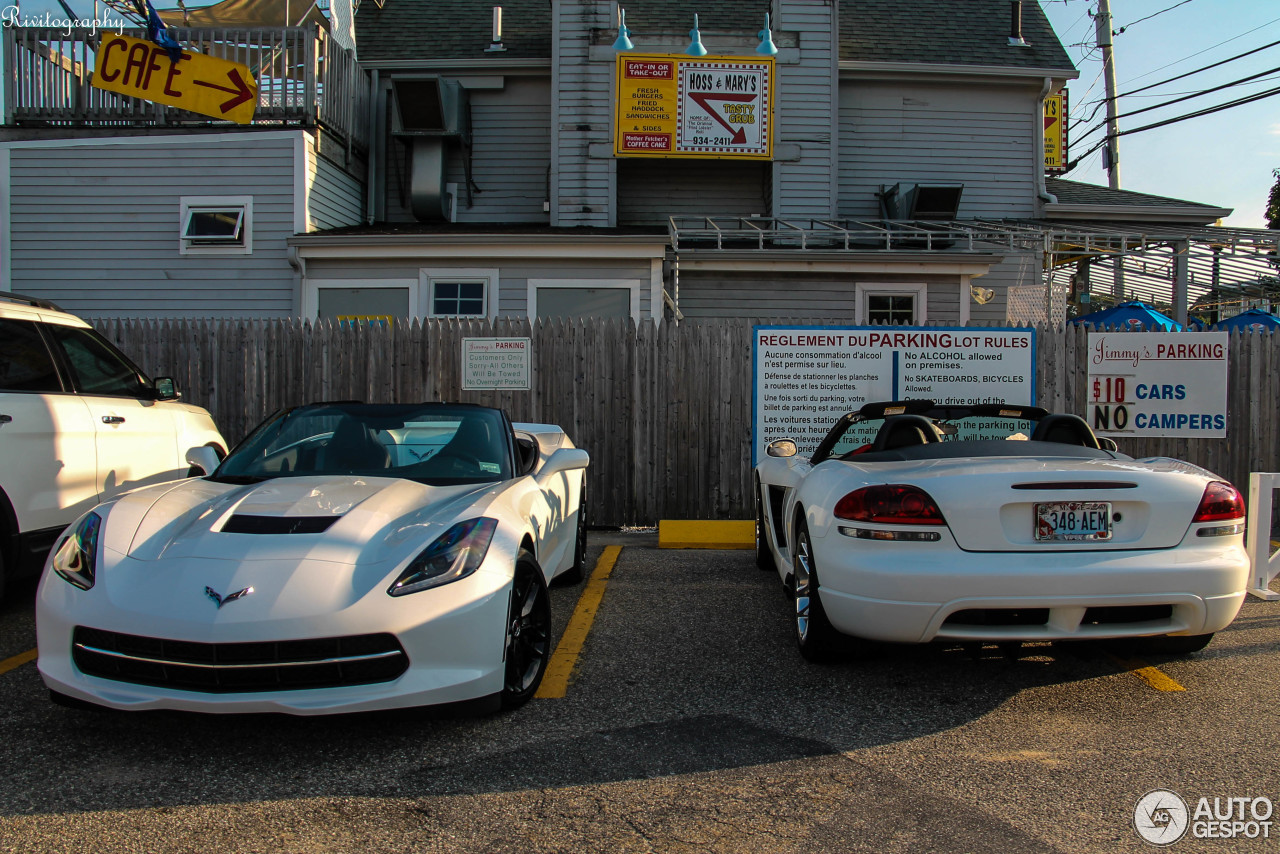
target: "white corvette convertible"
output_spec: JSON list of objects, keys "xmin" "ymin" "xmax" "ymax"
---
[
  {"xmin": 754, "ymin": 401, "xmax": 1250, "ymax": 660},
  {"xmin": 36, "ymin": 402, "xmax": 589, "ymax": 714}
]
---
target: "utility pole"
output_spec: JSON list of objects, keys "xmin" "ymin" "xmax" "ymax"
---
[{"xmin": 1095, "ymin": 0, "xmax": 1122, "ymax": 188}]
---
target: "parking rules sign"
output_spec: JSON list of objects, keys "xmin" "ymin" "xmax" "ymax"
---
[
  {"xmin": 1086, "ymin": 332, "xmax": 1227, "ymax": 438},
  {"xmin": 462, "ymin": 338, "xmax": 531, "ymax": 390},
  {"xmin": 752, "ymin": 325, "xmax": 1036, "ymax": 463}
]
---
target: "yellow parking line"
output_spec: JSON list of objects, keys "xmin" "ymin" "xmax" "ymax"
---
[
  {"xmin": 536, "ymin": 545, "xmax": 621, "ymax": 699},
  {"xmin": 1107, "ymin": 652, "xmax": 1186, "ymax": 692},
  {"xmin": 0, "ymin": 648, "xmax": 37, "ymax": 676}
]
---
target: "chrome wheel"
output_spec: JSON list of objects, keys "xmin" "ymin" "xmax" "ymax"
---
[
  {"xmin": 792, "ymin": 518, "xmax": 839, "ymax": 661},
  {"xmin": 795, "ymin": 531, "xmax": 813, "ymax": 642},
  {"xmin": 754, "ymin": 481, "xmax": 773, "ymax": 571}
]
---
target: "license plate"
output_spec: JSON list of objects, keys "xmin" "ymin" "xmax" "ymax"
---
[{"xmin": 1034, "ymin": 502, "xmax": 1112, "ymax": 542}]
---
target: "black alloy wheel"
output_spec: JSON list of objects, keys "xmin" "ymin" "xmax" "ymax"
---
[
  {"xmin": 502, "ymin": 553, "xmax": 552, "ymax": 708},
  {"xmin": 560, "ymin": 477, "xmax": 589, "ymax": 584}
]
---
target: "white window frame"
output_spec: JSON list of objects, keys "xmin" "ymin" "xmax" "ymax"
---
[
  {"xmin": 303, "ymin": 278, "xmax": 419, "ymax": 321},
  {"xmin": 179, "ymin": 195, "xmax": 253, "ymax": 255},
  {"xmin": 420, "ymin": 267, "xmax": 500, "ymax": 318},
  {"xmin": 528, "ymin": 278, "xmax": 643, "ymax": 324},
  {"xmin": 855, "ymin": 282, "xmax": 927, "ymax": 325}
]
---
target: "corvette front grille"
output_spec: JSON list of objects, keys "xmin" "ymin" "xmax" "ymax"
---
[{"xmin": 71, "ymin": 627, "xmax": 408, "ymax": 693}]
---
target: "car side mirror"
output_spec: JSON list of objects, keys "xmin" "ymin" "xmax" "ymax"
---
[
  {"xmin": 766, "ymin": 439, "xmax": 797, "ymax": 458},
  {"xmin": 185, "ymin": 445, "xmax": 221, "ymax": 476},
  {"xmin": 153, "ymin": 376, "xmax": 181, "ymax": 401},
  {"xmin": 536, "ymin": 447, "xmax": 590, "ymax": 481},
  {"xmin": 515, "ymin": 435, "xmax": 539, "ymax": 476},
  {"xmin": 1098, "ymin": 437, "xmax": 1119, "ymax": 452}
]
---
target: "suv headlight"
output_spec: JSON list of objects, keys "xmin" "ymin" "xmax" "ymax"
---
[
  {"xmin": 388, "ymin": 517, "xmax": 498, "ymax": 597},
  {"xmin": 52, "ymin": 512, "xmax": 102, "ymax": 591}
]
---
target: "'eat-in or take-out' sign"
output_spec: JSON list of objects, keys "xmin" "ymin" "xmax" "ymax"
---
[
  {"xmin": 92, "ymin": 32, "xmax": 258, "ymax": 124},
  {"xmin": 614, "ymin": 54, "xmax": 773, "ymax": 160}
]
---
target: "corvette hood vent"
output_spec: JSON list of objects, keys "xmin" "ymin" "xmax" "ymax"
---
[{"xmin": 221, "ymin": 515, "xmax": 339, "ymax": 535}]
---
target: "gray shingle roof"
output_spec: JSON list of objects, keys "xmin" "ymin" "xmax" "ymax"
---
[
  {"xmin": 840, "ymin": 0, "xmax": 1074, "ymax": 70},
  {"xmin": 356, "ymin": 0, "xmax": 1075, "ymax": 72},
  {"xmin": 357, "ymin": 0, "xmax": 551, "ymax": 63},
  {"xmin": 1046, "ymin": 178, "xmax": 1228, "ymax": 212},
  {"xmin": 622, "ymin": 1, "xmax": 769, "ymax": 33}
]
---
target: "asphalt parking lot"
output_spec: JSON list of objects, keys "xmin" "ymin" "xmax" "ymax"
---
[{"xmin": 2, "ymin": 531, "xmax": 1279, "ymax": 853}]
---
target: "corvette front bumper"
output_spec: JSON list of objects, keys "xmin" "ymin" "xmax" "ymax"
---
[{"xmin": 36, "ymin": 561, "xmax": 514, "ymax": 715}]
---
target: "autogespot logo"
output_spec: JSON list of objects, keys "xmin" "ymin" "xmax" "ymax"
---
[
  {"xmin": 1134, "ymin": 790, "xmax": 1189, "ymax": 846},
  {"xmin": 1134, "ymin": 790, "xmax": 1276, "ymax": 845}
]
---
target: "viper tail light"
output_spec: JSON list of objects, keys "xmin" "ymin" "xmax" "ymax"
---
[
  {"xmin": 834, "ymin": 484, "xmax": 946, "ymax": 526},
  {"xmin": 1192, "ymin": 482, "xmax": 1245, "ymax": 523}
]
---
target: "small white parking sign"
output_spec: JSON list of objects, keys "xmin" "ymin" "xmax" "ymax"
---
[{"xmin": 462, "ymin": 338, "xmax": 531, "ymax": 390}]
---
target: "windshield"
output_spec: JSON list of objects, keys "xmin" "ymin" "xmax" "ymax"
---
[{"xmin": 215, "ymin": 403, "xmax": 513, "ymax": 485}]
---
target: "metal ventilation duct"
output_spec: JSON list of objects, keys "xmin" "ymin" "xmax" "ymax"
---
[{"xmin": 390, "ymin": 78, "xmax": 470, "ymax": 222}]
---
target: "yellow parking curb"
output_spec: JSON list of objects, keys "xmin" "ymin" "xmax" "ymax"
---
[
  {"xmin": 537, "ymin": 545, "xmax": 621, "ymax": 699},
  {"xmin": 1107, "ymin": 652, "xmax": 1187, "ymax": 692},
  {"xmin": 0, "ymin": 648, "xmax": 37, "ymax": 676},
  {"xmin": 658, "ymin": 520, "xmax": 754, "ymax": 549}
]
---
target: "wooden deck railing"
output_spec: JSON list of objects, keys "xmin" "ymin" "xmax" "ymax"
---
[{"xmin": 2, "ymin": 25, "xmax": 369, "ymax": 151}]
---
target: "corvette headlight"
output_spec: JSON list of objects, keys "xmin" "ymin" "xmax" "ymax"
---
[
  {"xmin": 388, "ymin": 517, "xmax": 498, "ymax": 597},
  {"xmin": 52, "ymin": 512, "xmax": 102, "ymax": 591}
]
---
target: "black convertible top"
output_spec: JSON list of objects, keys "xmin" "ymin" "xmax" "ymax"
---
[
  {"xmin": 844, "ymin": 438, "xmax": 1128, "ymax": 464},
  {"xmin": 809, "ymin": 400, "xmax": 1123, "ymax": 465}
]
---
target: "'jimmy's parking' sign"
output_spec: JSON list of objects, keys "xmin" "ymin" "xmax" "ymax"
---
[{"xmin": 1086, "ymin": 332, "xmax": 1227, "ymax": 438}]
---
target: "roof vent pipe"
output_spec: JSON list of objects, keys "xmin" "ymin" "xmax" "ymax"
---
[
  {"xmin": 1008, "ymin": 1, "xmax": 1029, "ymax": 46},
  {"xmin": 486, "ymin": 6, "xmax": 507, "ymax": 52}
]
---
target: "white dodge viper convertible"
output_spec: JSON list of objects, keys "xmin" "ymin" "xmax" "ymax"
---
[
  {"xmin": 754, "ymin": 401, "xmax": 1250, "ymax": 661},
  {"xmin": 36, "ymin": 402, "xmax": 589, "ymax": 714}
]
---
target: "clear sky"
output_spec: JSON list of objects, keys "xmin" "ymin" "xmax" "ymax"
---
[{"xmin": 1041, "ymin": 0, "xmax": 1280, "ymax": 228}]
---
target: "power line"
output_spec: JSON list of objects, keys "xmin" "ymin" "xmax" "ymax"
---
[
  {"xmin": 1121, "ymin": 38, "xmax": 1280, "ymax": 97},
  {"xmin": 1073, "ymin": 64, "xmax": 1280, "ymax": 142},
  {"xmin": 1124, "ymin": 73, "xmax": 1280, "ymax": 99},
  {"xmin": 1069, "ymin": 39, "xmax": 1280, "ymax": 130},
  {"xmin": 1112, "ymin": 0, "xmax": 1196, "ymax": 36},
  {"xmin": 1117, "ymin": 14, "xmax": 1280, "ymax": 87},
  {"xmin": 1064, "ymin": 84, "xmax": 1280, "ymax": 173}
]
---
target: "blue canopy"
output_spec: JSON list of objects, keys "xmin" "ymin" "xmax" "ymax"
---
[
  {"xmin": 1070, "ymin": 300, "xmax": 1184, "ymax": 331},
  {"xmin": 1210, "ymin": 308, "xmax": 1280, "ymax": 332}
]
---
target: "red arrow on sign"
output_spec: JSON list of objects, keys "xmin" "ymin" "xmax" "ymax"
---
[
  {"xmin": 194, "ymin": 68, "xmax": 255, "ymax": 114},
  {"xmin": 688, "ymin": 92, "xmax": 757, "ymax": 144}
]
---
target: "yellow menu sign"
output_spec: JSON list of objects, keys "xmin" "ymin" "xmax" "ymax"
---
[
  {"xmin": 614, "ymin": 53, "xmax": 773, "ymax": 160},
  {"xmin": 1044, "ymin": 90, "xmax": 1067, "ymax": 174},
  {"xmin": 92, "ymin": 32, "xmax": 258, "ymax": 125}
]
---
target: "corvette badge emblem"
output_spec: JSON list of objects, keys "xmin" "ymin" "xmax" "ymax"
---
[{"xmin": 205, "ymin": 585, "xmax": 254, "ymax": 608}]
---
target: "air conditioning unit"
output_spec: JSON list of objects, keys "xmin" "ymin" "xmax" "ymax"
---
[{"xmin": 880, "ymin": 183, "xmax": 965, "ymax": 220}]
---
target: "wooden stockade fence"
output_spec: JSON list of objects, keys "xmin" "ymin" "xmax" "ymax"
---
[{"xmin": 94, "ymin": 318, "xmax": 1280, "ymax": 528}]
